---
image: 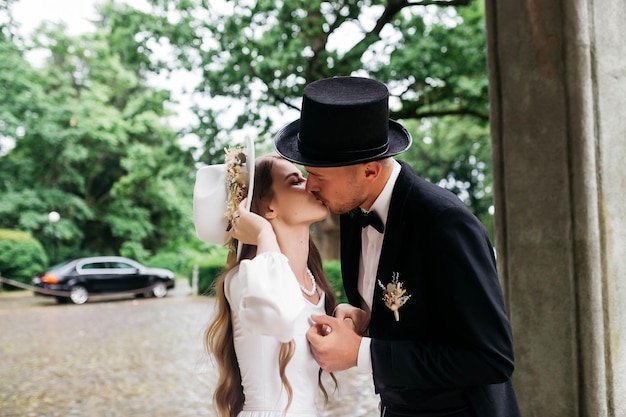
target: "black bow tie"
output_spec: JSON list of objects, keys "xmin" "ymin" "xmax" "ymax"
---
[{"xmin": 351, "ymin": 209, "xmax": 384, "ymax": 233}]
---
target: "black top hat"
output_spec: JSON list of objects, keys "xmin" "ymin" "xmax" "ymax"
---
[{"xmin": 274, "ymin": 76, "xmax": 412, "ymax": 167}]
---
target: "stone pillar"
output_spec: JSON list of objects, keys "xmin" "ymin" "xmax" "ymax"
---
[{"xmin": 485, "ymin": 0, "xmax": 626, "ymax": 416}]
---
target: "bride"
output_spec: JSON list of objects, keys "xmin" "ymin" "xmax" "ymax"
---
[{"xmin": 195, "ymin": 150, "xmax": 345, "ymax": 417}]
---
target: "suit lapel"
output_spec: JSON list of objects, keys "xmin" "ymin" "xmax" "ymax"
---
[
  {"xmin": 341, "ymin": 162, "xmax": 416, "ymax": 309},
  {"xmin": 372, "ymin": 163, "xmax": 415, "ymax": 312}
]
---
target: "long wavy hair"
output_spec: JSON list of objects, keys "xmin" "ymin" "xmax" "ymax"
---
[{"xmin": 205, "ymin": 155, "xmax": 337, "ymax": 417}]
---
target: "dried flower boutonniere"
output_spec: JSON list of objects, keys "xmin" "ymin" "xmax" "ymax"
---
[
  {"xmin": 378, "ymin": 272, "xmax": 411, "ymax": 322},
  {"xmin": 224, "ymin": 145, "xmax": 249, "ymax": 253}
]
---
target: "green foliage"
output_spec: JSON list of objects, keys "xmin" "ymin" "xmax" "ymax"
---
[
  {"xmin": 379, "ymin": 2, "xmax": 489, "ymax": 121},
  {"xmin": 398, "ymin": 115, "xmax": 494, "ymax": 234},
  {"xmin": 119, "ymin": 241, "xmax": 152, "ymax": 263},
  {"xmin": 378, "ymin": 3, "xmax": 494, "ymax": 228},
  {"xmin": 322, "ymin": 259, "xmax": 346, "ymax": 304},
  {"xmin": 147, "ymin": 243, "xmax": 218, "ymax": 280},
  {"xmin": 0, "ymin": 229, "xmax": 48, "ymax": 290},
  {"xmin": 0, "ymin": 2, "xmax": 197, "ymax": 258},
  {"xmin": 196, "ymin": 248, "xmax": 229, "ymax": 296},
  {"xmin": 190, "ymin": 0, "xmax": 494, "ymax": 230},
  {"xmin": 0, "ymin": 0, "xmax": 495, "ymax": 265},
  {"xmin": 147, "ymin": 251, "xmax": 189, "ymax": 275}
]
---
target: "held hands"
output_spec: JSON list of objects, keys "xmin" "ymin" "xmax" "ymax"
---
[
  {"xmin": 306, "ymin": 314, "xmax": 362, "ymax": 372},
  {"xmin": 333, "ymin": 303, "xmax": 370, "ymax": 336}
]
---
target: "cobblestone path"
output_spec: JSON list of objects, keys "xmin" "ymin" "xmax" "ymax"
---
[{"xmin": 0, "ymin": 283, "xmax": 378, "ymax": 417}]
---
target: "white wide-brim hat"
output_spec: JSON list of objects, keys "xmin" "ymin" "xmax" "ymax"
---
[{"xmin": 193, "ymin": 137, "xmax": 255, "ymax": 257}]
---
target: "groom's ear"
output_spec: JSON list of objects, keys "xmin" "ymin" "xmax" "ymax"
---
[{"xmin": 363, "ymin": 161, "xmax": 382, "ymax": 182}]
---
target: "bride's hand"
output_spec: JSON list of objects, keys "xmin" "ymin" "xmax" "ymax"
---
[{"xmin": 230, "ymin": 199, "xmax": 280, "ymax": 253}]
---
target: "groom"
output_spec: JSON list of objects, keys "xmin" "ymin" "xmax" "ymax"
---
[{"xmin": 274, "ymin": 76, "xmax": 521, "ymax": 417}]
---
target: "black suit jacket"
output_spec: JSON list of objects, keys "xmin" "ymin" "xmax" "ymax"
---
[{"xmin": 340, "ymin": 162, "xmax": 521, "ymax": 417}]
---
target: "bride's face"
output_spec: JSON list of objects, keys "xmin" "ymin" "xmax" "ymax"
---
[{"xmin": 268, "ymin": 159, "xmax": 329, "ymax": 225}]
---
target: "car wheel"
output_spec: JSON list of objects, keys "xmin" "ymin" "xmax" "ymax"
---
[
  {"xmin": 69, "ymin": 285, "xmax": 89, "ymax": 305},
  {"xmin": 152, "ymin": 282, "xmax": 168, "ymax": 298}
]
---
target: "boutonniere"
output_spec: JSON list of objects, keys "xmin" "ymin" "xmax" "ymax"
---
[{"xmin": 378, "ymin": 272, "xmax": 411, "ymax": 322}]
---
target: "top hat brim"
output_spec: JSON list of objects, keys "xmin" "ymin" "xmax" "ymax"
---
[{"xmin": 274, "ymin": 119, "xmax": 412, "ymax": 167}]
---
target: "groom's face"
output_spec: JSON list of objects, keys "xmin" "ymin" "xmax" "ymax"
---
[{"xmin": 303, "ymin": 164, "xmax": 366, "ymax": 215}]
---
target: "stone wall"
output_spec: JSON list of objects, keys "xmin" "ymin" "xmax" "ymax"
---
[{"xmin": 485, "ymin": 0, "xmax": 626, "ymax": 415}]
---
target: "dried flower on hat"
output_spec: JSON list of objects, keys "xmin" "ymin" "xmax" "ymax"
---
[{"xmin": 224, "ymin": 146, "xmax": 249, "ymax": 252}]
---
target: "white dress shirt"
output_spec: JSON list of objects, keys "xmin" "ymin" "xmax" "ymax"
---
[{"xmin": 356, "ymin": 160, "xmax": 402, "ymax": 371}]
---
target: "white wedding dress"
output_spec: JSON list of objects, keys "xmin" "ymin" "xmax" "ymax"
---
[{"xmin": 225, "ymin": 252, "xmax": 326, "ymax": 417}]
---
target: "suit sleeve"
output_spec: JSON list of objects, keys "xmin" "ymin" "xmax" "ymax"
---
[{"xmin": 371, "ymin": 206, "xmax": 515, "ymax": 390}]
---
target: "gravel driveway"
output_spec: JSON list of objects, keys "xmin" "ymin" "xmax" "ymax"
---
[{"xmin": 0, "ymin": 282, "xmax": 378, "ymax": 417}]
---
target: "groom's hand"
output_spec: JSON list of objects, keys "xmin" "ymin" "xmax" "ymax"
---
[
  {"xmin": 333, "ymin": 303, "xmax": 370, "ymax": 336},
  {"xmin": 306, "ymin": 314, "xmax": 361, "ymax": 372}
]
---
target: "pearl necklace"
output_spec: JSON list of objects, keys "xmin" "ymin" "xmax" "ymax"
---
[{"xmin": 299, "ymin": 268, "xmax": 317, "ymax": 296}]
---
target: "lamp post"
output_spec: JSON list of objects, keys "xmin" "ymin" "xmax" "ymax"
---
[{"xmin": 48, "ymin": 211, "xmax": 60, "ymax": 264}]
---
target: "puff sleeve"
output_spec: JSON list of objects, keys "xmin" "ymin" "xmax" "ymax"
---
[{"xmin": 225, "ymin": 252, "xmax": 306, "ymax": 343}]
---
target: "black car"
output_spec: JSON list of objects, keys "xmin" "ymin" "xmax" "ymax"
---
[{"xmin": 32, "ymin": 256, "xmax": 176, "ymax": 305}]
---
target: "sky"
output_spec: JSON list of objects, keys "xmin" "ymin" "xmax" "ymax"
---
[{"xmin": 12, "ymin": 0, "xmax": 100, "ymax": 36}]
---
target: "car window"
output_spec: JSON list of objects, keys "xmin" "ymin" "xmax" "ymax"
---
[
  {"xmin": 109, "ymin": 262, "xmax": 135, "ymax": 269},
  {"xmin": 82, "ymin": 262, "xmax": 108, "ymax": 270}
]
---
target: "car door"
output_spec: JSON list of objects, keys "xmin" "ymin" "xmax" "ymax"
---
[
  {"xmin": 79, "ymin": 261, "xmax": 118, "ymax": 292},
  {"xmin": 107, "ymin": 261, "xmax": 151, "ymax": 292}
]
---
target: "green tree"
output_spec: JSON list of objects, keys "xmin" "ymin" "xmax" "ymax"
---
[
  {"xmin": 0, "ymin": 229, "xmax": 48, "ymax": 287},
  {"xmin": 1, "ymin": 0, "xmax": 494, "ymax": 266},
  {"xmin": 0, "ymin": 1, "xmax": 197, "ymax": 262},
  {"xmin": 190, "ymin": 0, "xmax": 493, "ymax": 227}
]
